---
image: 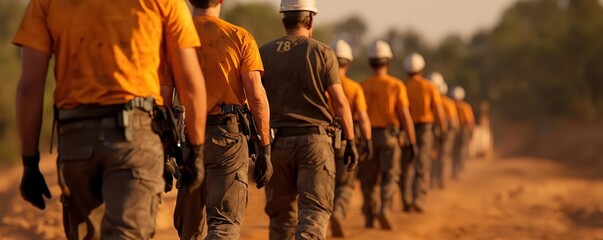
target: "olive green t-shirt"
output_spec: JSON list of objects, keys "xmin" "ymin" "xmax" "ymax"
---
[{"xmin": 260, "ymin": 35, "xmax": 340, "ymax": 128}]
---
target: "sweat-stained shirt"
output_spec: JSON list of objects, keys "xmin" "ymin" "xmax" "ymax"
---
[
  {"xmin": 260, "ymin": 36, "xmax": 340, "ymax": 128},
  {"xmin": 12, "ymin": 0, "xmax": 200, "ymax": 108},
  {"xmin": 191, "ymin": 16, "xmax": 264, "ymax": 114}
]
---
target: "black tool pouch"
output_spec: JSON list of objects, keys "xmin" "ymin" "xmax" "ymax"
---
[
  {"xmin": 152, "ymin": 106, "xmax": 184, "ymax": 165},
  {"xmin": 330, "ymin": 117, "xmax": 343, "ymax": 150}
]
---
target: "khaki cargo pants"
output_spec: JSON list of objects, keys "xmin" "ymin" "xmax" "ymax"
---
[
  {"xmin": 400, "ymin": 123, "xmax": 434, "ymax": 208},
  {"xmin": 332, "ymin": 140, "xmax": 359, "ymax": 220},
  {"xmin": 265, "ymin": 134, "xmax": 335, "ymax": 240},
  {"xmin": 452, "ymin": 127, "xmax": 470, "ymax": 179},
  {"xmin": 174, "ymin": 124, "xmax": 249, "ymax": 240},
  {"xmin": 430, "ymin": 128, "xmax": 456, "ymax": 188},
  {"xmin": 357, "ymin": 128, "xmax": 400, "ymax": 225},
  {"xmin": 58, "ymin": 110, "xmax": 164, "ymax": 240}
]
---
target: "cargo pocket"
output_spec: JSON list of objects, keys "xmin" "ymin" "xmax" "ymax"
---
[
  {"xmin": 232, "ymin": 171, "xmax": 249, "ymax": 224},
  {"xmin": 58, "ymin": 130, "xmax": 97, "ymax": 161}
]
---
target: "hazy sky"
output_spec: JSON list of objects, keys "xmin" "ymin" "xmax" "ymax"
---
[{"xmin": 234, "ymin": 0, "xmax": 518, "ymax": 44}]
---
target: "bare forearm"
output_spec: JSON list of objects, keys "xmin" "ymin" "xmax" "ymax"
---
[
  {"xmin": 400, "ymin": 108, "xmax": 416, "ymax": 144},
  {"xmin": 436, "ymin": 105, "xmax": 448, "ymax": 132},
  {"xmin": 160, "ymin": 85, "xmax": 175, "ymax": 108},
  {"xmin": 242, "ymin": 71, "xmax": 270, "ymax": 146},
  {"xmin": 333, "ymin": 100, "xmax": 355, "ymax": 140},
  {"xmin": 16, "ymin": 82, "xmax": 45, "ymax": 156},
  {"xmin": 358, "ymin": 111, "xmax": 372, "ymax": 140},
  {"xmin": 16, "ymin": 47, "xmax": 50, "ymax": 157}
]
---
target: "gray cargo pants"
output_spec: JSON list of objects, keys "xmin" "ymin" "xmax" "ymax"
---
[
  {"xmin": 174, "ymin": 123, "xmax": 249, "ymax": 240},
  {"xmin": 357, "ymin": 128, "xmax": 400, "ymax": 226},
  {"xmin": 265, "ymin": 134, "xmax": 335, "ymax": 240},
  {"xmin": 430, "ymin": 129, "xmax": 456, "ymax": 188},
  {"xmin": 332, "ymin": 140, "xmax": 358, "ymax": 220},
  {"xmin": 400, "ymin": 123, "xmax": 434, "ymax": 208},
  {"xmin": 452, "ymin": 127, "xmax": 470, "ymax": 179},
  {"xmin": 58, "ymin": 109, "xmax": 164, "ymax": 240}
]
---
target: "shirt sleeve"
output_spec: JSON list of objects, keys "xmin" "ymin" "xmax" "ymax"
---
[
  {"xmin": 163, "ymin": 0, "xmax": 200, "ymax": 52},
  {"xmin": 323, "ymin": 47, "xmax": 341, "ymax": 87},
  {"xmin": 355, "ymin": 85, "xmax": 368, "ymax": 112},
  {"xmin": 431, "ymin": 84, "xmax": 443, "ymax": 108},
  {"xmin": 239, "ymin": 31, "xmax": 264, "ymax": 76},
  {"xmin": 464, "ymin": 103, "xmax": 475, "ymax": 124},
  {"xmin": 12, "ymin": 0, "xmax": 52, "ymax": 54},
  {"xmin": 397, "ymin": 82, "xmax": 410, "ymax": 108}
]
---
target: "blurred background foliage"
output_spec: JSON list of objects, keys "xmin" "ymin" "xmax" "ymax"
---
[{"xmin": 1, "ymin": 0, "xmax": 603, "ymax": 162}]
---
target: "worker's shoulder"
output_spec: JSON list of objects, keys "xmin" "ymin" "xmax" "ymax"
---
[
  {"xmin": 305, "ymin": 38, "xmax": 333, "ymax": 52},
  {"xmin": 342, "ymin": 77, "xmax": 361, "ymax": 87}
]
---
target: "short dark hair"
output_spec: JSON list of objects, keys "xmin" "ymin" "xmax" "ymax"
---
[
  {"xmin": 369, "ymin": 58, "xmax": 390, "ymax": 69},
  {"xmin": 338, "ymin": 58, "xmax": 351, "ymax": 68},
  {"xmin": 189, "ymin": 0, "xmax": 220, "ymax": 9},
  {"xmin": 282, "ymin": 11, "xmax": 313, "ymax": 31}
]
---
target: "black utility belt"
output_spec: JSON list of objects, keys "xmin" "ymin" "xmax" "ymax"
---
[
  {"xmin": 207, "ymin": 114, "xmax": 239, "ymax": 126},
  {"xmin": 276, "ymin": 126, "xmax": 326, "ymax": 137},
  {"xmin": 57, "ymin": 104, "xmax": 125, "ymax": 123}
]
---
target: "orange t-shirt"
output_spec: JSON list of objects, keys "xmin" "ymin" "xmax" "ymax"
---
[
  {"xmin": 342, "ymin": 75, "xmax": 368, "ymax": 115},
  {"xmin": 12, "ymin": 0, "xmax": 200, "ymax": 108},
  {"xmin": 327, "ymin": 74, "xmax": 368, "ymax": 118},
  {"xmin": 405, "ymin": 75, "xmax": 443, "ymax": 124},
  {"xmin": 191, "ymin": 16, "xmax": 264, "ymax": 114},
  {"xmin": 361, "ymin": 74, "xmax": 410, "ymax": 128},
  {"xmin": 441, "ymin": 96, "xmax": 459, "ymax": 125},
  {"xmin": 457, "ymin": 100, "xmax": 475, "ymax": 127}
]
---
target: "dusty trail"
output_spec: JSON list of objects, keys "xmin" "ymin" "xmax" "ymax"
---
[{"xmin": 1, "ymin": 153, "xmax": 602, "ymax": 239}]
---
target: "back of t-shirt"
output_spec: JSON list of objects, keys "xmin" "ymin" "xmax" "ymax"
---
[{"xmin": 260, "ymin": 35, "xmax": 340, "ymax": 128}]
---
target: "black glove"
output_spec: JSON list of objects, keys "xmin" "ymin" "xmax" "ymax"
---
[
  {"xmin": 178, "ymin": 144, "xmax": 204, "ymax": 189},
  {"xmin": 410, "ymin": 144, "xmax": 419, "ymax": 161},
  {"xmin": 163, "ymin": 157, "xmax": 181, "ymax": 193},
  {"xmin": 365, "ymin": 139, "xmax": 374, "ymax": 162},
  {"xmin": 343, "ymin": 140, "xmax": 359, "ymax": 172},
  {"xmin": 20, "ymin": 153, "xmax": 51, "ymax": 210},
  {"xmin": 254, "ymin": 145, "xmax": 273, "ymax": 189}
]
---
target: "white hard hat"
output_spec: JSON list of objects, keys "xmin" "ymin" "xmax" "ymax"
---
[
  {"xmin": 404, "ymin": 52, "xmax": 426, "ymax": 73},
  {"xmin": 332, "ymin": 39, "xmax": 353, "ymax": 61},
  {"xmin": 428, "ymin": 72, "xmax": 447, "ymax": 95},
  {"xmin": 440, "ymin": 82, "xmax": 449, "ymax": 96},
  {"xmin": 280, "ymin": 0, "xmax": 318, "ymax": 15},
  {"xmin": 452, "ymin": 86, "xmax": 466, "ymax": 100},
  {"xmin": 368, "ymin": 40, "xmax": 393, "ymax": 60}
]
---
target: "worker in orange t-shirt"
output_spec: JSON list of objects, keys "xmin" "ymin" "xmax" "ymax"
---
[
  {"xmin": 400, "ymin": 53, "xmax": 447, "ymax": 213},
  {"xmin": 451, "ymin": 86, "xmax": 475, "ymax": 179},
  {"xmin": 170, "ymin": 0, "xmax": 272, "ymax": 239},
  {"xmin": 361, "ymin": 40, "xmax": 416, "ymax": 230},
  {"xmin": 12, "ymin": 0, "xmax": 207, "ymax": 238},
  {"xmin": 427, "ymin": 72, "xmax": 459, "ymax": 189},
  {"xmin": 328, "ymin": 39, "xmax": 373, "ymax": 237}
]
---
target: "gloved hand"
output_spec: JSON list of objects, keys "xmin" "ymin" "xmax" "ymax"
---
[
  {"xmin": 439, "ymin": 131, "xmax": 448, "ymax": 145},
  {"xmin": 410, "ymin": 144, "xmax": 419, "ymax": 161},
  {"xmin": 178, "ymin": 144, "xmax": 204, "ymax": 189},
  {"xmin": 363, "ymin": 139, "xmax": 374, "ymax": 162},
  {"xmin": 343, "ymin": 140, "xmax": 359, "ymax": 172},
  {"xmin": 163, "ymin": 157, "xmax": 181, "ymax": 193},
  {"xmin": 20, "ymin": 153, "xmax": 51, "ymax": 210},
  {"xmin": 254, "ymin": 145, "xmax": 273, "ymax": 189}
]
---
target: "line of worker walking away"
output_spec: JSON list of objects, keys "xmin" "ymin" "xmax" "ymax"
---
[
  {"xmin": 451, "ymin": 86, "xmax": 476, "ymax": 180},
  {"xmin": 11, "ymin": 0, "xmax": 480, "ymax": 238},
  {"xmin": 328, "ymin": 39, "xmax": 373, "ymax": 238},
  {"xmin": 168, "ymin": 0, "xmax": 273, "ymax": 239},
  {"xmin": 260, "ymin": 0, "xmax": 359, "ymax": 239},
  {"xmin": 13, "ymin": 0, "xmax": 209, "ymax": 238},
  {"xmin": 428, "ymin": 72, "xmax": 460, "ymax": 190},
  {"xmin": 400, "ymin": 53, "xmax": 448, "ymax": 213},
  {"xmin": 360, "ymin": 40, "xmax": 417, "ymax": 230}
]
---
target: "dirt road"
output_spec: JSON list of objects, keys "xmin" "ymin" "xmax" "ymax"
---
[{"xmin": 1, "ymin": 152, "xmax": 602, "ymax": 240}]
